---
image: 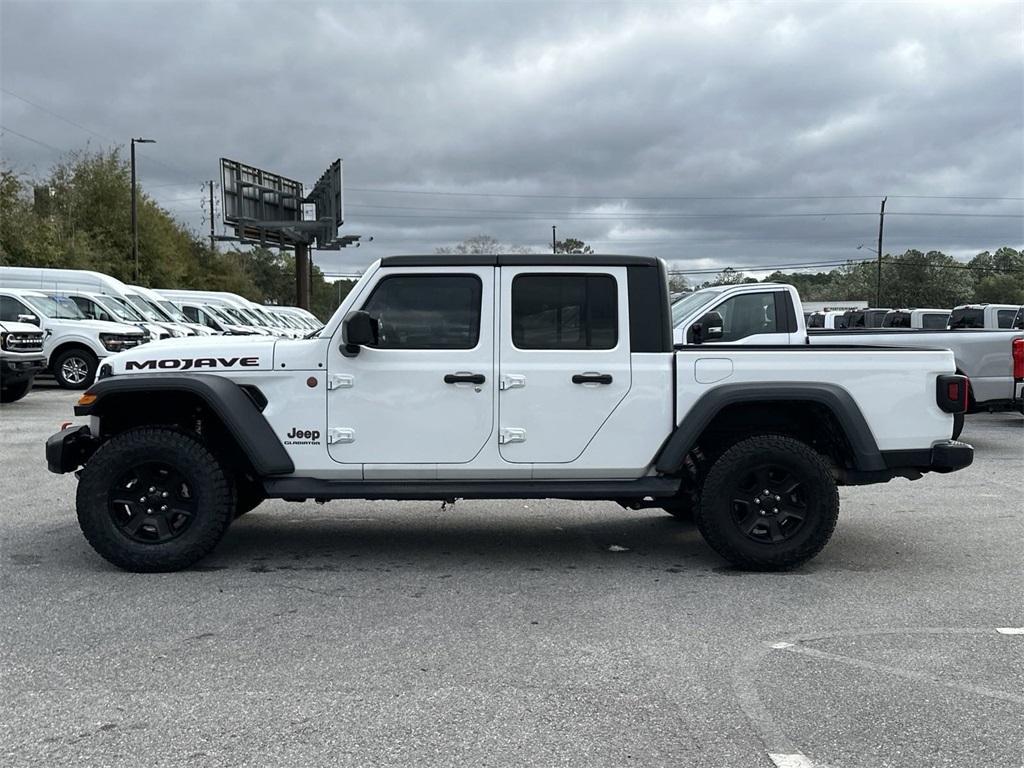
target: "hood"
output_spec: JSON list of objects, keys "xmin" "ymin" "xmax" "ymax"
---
[
  {"xmin": 0, "ymin": 320, "xmax": 43, "ymax": 334},
  {"xmin": 49, "ymin": 318, "xmax": 146, "ymax": 335},
  {"xmin": 105, "ymin": 335, "xmax": 276, "ymax": 375}
]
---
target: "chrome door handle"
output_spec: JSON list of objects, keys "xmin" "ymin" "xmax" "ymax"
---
[
  {"xmin": 444, "ymin": 372, "xmax": 486, "ymax": 385},
  {"xmin": 572, "ymin": 373, "xmax": 613, "ymax": 385}
]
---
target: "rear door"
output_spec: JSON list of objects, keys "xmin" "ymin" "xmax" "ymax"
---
[{"xmin": 497, "ymin": 266, "xmax": 631, "ymax": 463}]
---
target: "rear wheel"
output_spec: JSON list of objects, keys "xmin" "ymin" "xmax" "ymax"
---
[
  {"xmin": 0, "ymin": 379, "xmax": 33, "ymax": 403},
  {"xmin": 695, "ymin": 434, "xmax": 839, "ymax": 570},
  {"xmin": 76, "ymin": 428, "xmax": 234, "ymax": 572},
  {"xmin": 52, "ymin": 348, "xmax": 97, "ymax": 389}
]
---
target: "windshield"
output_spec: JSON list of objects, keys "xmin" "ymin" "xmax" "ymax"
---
[
  {"xmin": 156, "ymin": 299, "xmax": 191, "ymax": 323},
  {"xmin": 223, "ymin": 307, "xmax": 255, "ymax": 326},
  {"xmin": 948, "ymin": 308, "xmax": 984, "ymax": 329},
  {"xmin": 204, "ymin": 305, "xmax": 233, "ymax": 325},
  {"xmin": 24, "ymin": 294, "xmax": 86, "ymax": 320},
  {"xmin": 671, "ymin": 288, "xmax": 726, "ymax": 326},
  {"xmin": 94, "ymin": 296, "xmax": 144, "ymax": 322},
  {"xmin": 125, "ymin": 294, "xmax": 167, "ymax": 322}
]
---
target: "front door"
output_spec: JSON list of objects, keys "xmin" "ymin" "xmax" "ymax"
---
[
  {"xmin": 696, "ymin": 289, "xmax": 795, "ymax": 345},
  {"xmin": 497, "ymin": 266, "xmax": 631, "ymax": 464},
  {"xmin": 327, "ymin": 267, "xmax": 495, "ymax": 465}
]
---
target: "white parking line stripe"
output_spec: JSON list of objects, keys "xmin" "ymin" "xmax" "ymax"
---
[
  {"xmin": 768, "ymin": 753, "xmax": 818, "ymax": 768},
  {"xmin": 780, "ymin": 644, "xmax": 1024, "ymax": 705},
  {"xmin": 996, "ymin": 627, "xmax": 1024, "ymax": 635},
  {"xmin": 770, "ymin": 641, "xmax": 795, "ymax": 649}
]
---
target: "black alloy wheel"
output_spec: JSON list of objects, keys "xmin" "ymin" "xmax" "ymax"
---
[{"xmin": 108, "ymin": 462, "xmax": 198, "ymax": 544}]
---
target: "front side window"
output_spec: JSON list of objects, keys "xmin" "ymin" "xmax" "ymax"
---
[
  {"xmin": 997, "ymin": 309, "xmax": 1015, "ymax": 329},
  {"xmin": 921, "ymin": 313, "xmax": 949, "ymax": 330},
  {"xmin": 512, "ymin": 273, "xmax": 617, "ymax": 350},
  {"xmin": 0, "ymin": 295, "xmax": 33, "ymax": 322},
  {"xmin": 807, "ymin": 313, "xmax": 824, "ymax": 328},
  {"xmin": 361, "ymin": 274, "xmax": 482, "ymax": 349},
  {"xmin": 712, "ymin": 292, "xmax": 778, "ymax": 342}
]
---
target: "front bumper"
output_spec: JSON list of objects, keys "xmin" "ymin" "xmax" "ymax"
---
[
  {"xmin": 2, "ymin": 357, "xmax": 47, "ymax": 386},
  {"xmin": 45, "ymin": 425, "xmax": 97, "ymax": 474}
]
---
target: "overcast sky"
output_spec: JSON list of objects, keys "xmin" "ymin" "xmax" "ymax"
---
[{"xmin": 2, "ymin": 0, "xmax": 1022, "ymax": 279}]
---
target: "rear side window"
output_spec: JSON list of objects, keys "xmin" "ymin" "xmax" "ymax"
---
[
  {"xmin": 512, "ymin": 274, "xmax": 617, "ymax": 349},
  {"xmin": 948, "ymin": 308, "xmax": 983, "ymax": 329},
  {"xmin": 361, "ymin": 274, "xmax": 482, "ymax": 349},
  {"xmin": 807, "ymin": 313, "xmax": 824, "ymax": 328},
  {"xmin": 921, "ymin": 313, "xmax": 949, "ymax": 329},
  {"xmin": 883, "ymin": 312, "xmax": 911, "ymax": 328},
  {"xmin": 712, "ymin": 292, "xmax": 779, "ymax": 342},
  {"xmin": 997, "ymin": 309, "xmax": 1015, "ymax": 329}
]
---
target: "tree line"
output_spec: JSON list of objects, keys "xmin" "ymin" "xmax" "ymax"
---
[
  {"xmin": 2, "ymin": 148, "xmax": 1021, "ymax": 319},
  {"xmin": 0, "ymin": 148, "xmax": 353, "ymax": 320}
]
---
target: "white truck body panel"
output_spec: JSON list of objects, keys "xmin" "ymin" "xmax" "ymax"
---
[{"xmin": 103, "ymin": 261, "xmax": 963, "ymax": 481}]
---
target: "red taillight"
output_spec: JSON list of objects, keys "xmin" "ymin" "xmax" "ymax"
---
[
  {"xmin": 947, "ymin": 382, "xmax": 960, "ymax": 401},
  {"xmin": 1013, "ymin": 338, "xmax": 1024, "ymax": 380}
]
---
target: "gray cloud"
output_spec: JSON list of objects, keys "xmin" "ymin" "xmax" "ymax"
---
[{"xmin": 2, "ymin": 0, "xmax": 1021, "ymax": 278}]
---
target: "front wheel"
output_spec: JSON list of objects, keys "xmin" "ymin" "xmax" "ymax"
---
[
  {"xmin": 0, "ymin": 379, "xmax": 33, "ymax": 403},
  {"xmin": 695, "ymin": 434, "xmax": 839, "ymax": 570},
  {"xmin": 52, "ymin": 348, "xmax": 98, "ymax": 389},
  {"xmin": 76, "ymin": 428, "xmax": 234, "ymax": 572}
]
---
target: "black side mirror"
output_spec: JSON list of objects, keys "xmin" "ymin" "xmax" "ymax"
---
[
  {"xmin": 340, "ymin": 310, "xmax": 379, "ymax": 357},
  {"xmin": 17, "ymin": 313, "xmax": 39, "ymax": 326},
  {"xmin": 689, "ymin": 311, "xmax": 724, "ymax": 344}
]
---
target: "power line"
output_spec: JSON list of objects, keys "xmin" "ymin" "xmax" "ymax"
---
[
  {"xmin": 0, "ymin": 124, "xmax": 66, "ymax": 154},
  {"xmin": 343, "ymin": 208, "xmax": 1024, "ymax": 221},
  {"xmin": 348, "ymin": 185, "xmax": 1024, "ymax": 202},
  {"xmin": 0, "ymin": 87, "xmax": 195, "ymax": 181}
]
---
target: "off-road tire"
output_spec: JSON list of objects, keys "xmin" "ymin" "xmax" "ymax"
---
[
  {"xmin": 695, "ymin": 434, "xmax": 839, "ymax": 570},
  {"xmin": 52, "ymin": 347, "xmax": 98, "ymax": 389},
  {"xmin": 76, "ymin": 427, "xmax": 234, "ymax": 572},
  {"xmin": 0, "ymin": 379, "xmax": 33, "ymax": 403}
]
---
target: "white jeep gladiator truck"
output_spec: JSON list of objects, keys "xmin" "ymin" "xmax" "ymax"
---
[
  {"xmin": 672, "ymin": 283, "xmax": 1024, "ymax": 418},
  {"xmin": 47, "ymin": 255, "xmax": 973, "ymax": 573}
]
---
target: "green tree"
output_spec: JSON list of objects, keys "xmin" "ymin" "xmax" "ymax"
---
[
  {"xmin": 435, "ymin": 234, "xmax": 531, "ymax": 254},
  {"xmin": 554, "ymin": 237, "xmax": 593, "ymax": 254}
]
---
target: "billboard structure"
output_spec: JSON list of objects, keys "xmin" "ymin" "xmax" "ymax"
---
[
  {"xmin": 218, "ymin": 157, "xmax": 361, "ymax": 307},
  {"xmin": 219, "ymin": 157, "xmax": 355, "ymax": 250}
]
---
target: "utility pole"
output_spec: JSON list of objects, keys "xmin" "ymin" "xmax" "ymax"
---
[
  {"xmin": 129, "ymin": 137, "xmax": 155, "ymax": 282},
  {"xmin": 295, "ymin": 242, "xmax": 311, "ymax": 310},
  {"xmin": 208, "ymin": 180, "xmax": 216, "ymax": 251},
  {"xmin": 552, "ymin": 225, "xmax": 557, "ymax": 254},
  {"xmin": 876, "ymin": 196, "xmax": 887, "ymax": 307}
]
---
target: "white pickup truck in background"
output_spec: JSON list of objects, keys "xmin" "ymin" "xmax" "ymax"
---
[{"xmin": 673, "ymin": 283, "xmax": 1024, "ymax": 419}]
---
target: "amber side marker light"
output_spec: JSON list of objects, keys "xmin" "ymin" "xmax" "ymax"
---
[{"xmin": 77, "ymin": 393, "xmax": 97, "ymax": 406}]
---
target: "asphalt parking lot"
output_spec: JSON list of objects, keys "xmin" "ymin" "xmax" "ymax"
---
[{"xmin": 1, "ymin": 386, "xmax": 1022, "ymax": 768}]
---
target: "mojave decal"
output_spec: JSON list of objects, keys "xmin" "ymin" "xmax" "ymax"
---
[{"xmin": 125, "ymin": 356, "xmax": 260, "ymax": 371}]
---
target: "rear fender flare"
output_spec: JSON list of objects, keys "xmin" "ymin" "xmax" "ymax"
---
[{"xmin": 654, "ymin": 382, "xmax": 884, "ymax": 474}]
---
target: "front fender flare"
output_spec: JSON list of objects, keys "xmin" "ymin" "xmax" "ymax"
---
[{"xmin": 75, "ymin": 374, "xmax": 294, "ymax": 475}]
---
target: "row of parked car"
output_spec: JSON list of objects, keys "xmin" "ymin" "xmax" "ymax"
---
[
  {"xmin": 805, "ymin": 304, "xmax": 1024, "ymax": 330},
  {"xmin": 0, "ymin": 266, "xmax": 324, "ymax": 401}
]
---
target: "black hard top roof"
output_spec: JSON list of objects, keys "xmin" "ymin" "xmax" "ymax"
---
[{"xmin": 380, "ymin": 254, "xmax": 662, "ymax": 268}]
